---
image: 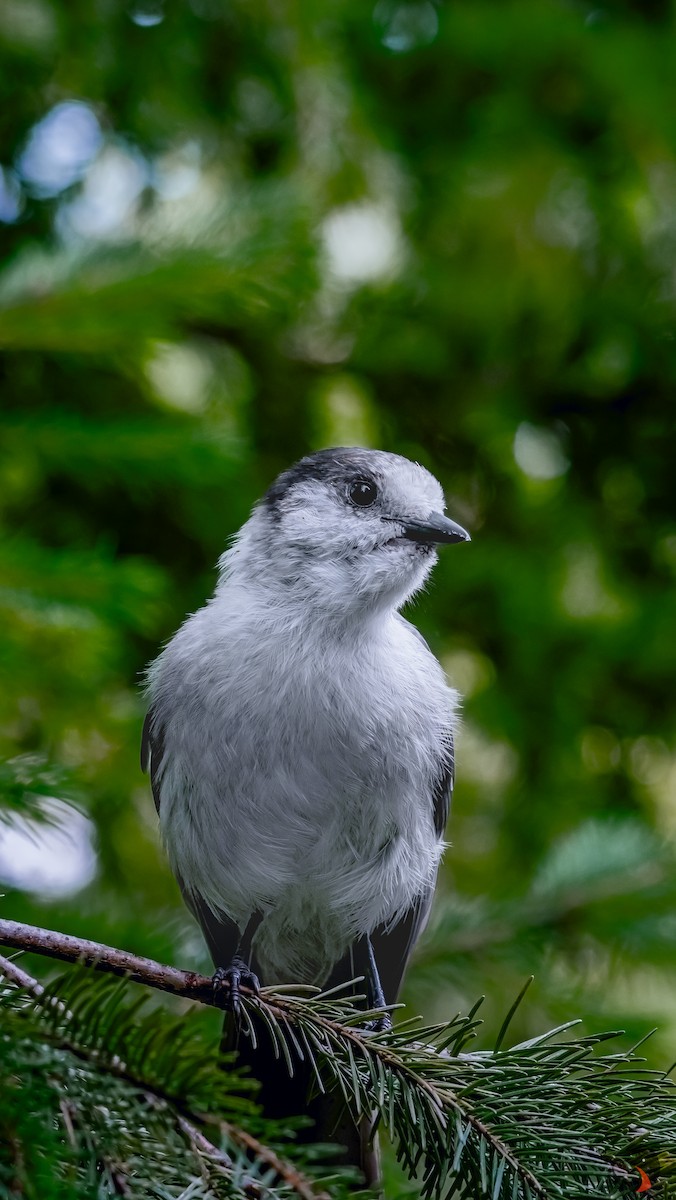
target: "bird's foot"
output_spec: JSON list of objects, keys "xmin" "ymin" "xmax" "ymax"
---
[
  {"xmin": 364, "ymin": 936, "xmax": 391, "ymax": 1034},
  {"xmin": 364, "ymin": 1011, "xmax": 392, "ymax": 1034},
  {"xmin": 212, "ymin": 956, "xmax": 260, "ymax": 1014}
]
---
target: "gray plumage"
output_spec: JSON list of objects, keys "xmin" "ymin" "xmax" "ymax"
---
[{"xmin": 142, "ymin": 447, "xmax": 466, "ymax": 1001}]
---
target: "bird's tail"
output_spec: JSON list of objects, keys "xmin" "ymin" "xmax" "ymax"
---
[
  {"xmin": 224, "ymin": 1010, "xmax": 381, "ymax": 1191},
  {"xmin": 193, "ymin": 890, "xmax": 382, "ymax": 1192}
]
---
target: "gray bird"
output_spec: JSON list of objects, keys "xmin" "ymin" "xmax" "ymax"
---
[{"xmin": 141, "ymin": 447, "xmax": 469, "ymax": 1181}]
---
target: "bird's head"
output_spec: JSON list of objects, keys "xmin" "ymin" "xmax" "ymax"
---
[{"xmin": 225, "ymin": 448, "xmax": 470, "ymax": 617}]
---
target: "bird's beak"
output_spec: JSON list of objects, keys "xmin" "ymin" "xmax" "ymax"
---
[{"xmin": 401, "ymin": 511, "xmax": 471, "ymax": 545}]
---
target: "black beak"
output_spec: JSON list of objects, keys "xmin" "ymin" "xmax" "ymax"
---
[{"xmin": 401, "ymin": 511, "xmax": 471, "ymax": 546}]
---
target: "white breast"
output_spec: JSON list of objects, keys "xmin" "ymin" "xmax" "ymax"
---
[{"xmin": 149, "ymin": 587, "xmax": 457, "ymax": 983}]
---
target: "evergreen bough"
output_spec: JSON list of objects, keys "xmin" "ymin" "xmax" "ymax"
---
[{"xmin": 1, "ymin": 927, "xmax": 675, "ymax": 1198}]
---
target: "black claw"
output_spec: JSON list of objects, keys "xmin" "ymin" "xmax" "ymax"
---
[
  {"xmin": 365, "ymin": 1012, "xmax": 393, "ymax": 1034},
  {"xmin": 213, "ymin": 956, "xmax": 260, "ymax": 1014}
]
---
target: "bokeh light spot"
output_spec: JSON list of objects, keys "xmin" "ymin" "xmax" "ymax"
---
[
  {"xmin": 129, "ymin": 1, "xmax": 164, "ymax": 26},
  {"xmin": 374, "ymin": 0, "xmax": 439, "ymax": 52},
  {"xmin": 560, "ymin": 545, "xmax": 630, "ymax": 622},
  {"xmin": 312, "ymin": 374, "xmax": 378, "ymax": 448},
  {"xmin": 513, "ymin": 423, "xmax": 569, "ymax": 481},
  {"xmin": 145, "ymin": 341, "xmax": 213, "ymax": 412},
  {"xmin": 322, "ymin": 203, "xmax": 403, "ymax": 284},
  {"xmin": 17, "ymin": 101, "xmax": 102, "ymax": 197},
  {"xmin": 59, "ymin": 143, "xmax": 148, "ymax": 240},
  {"xmin": 457, "ymin": 724, "xmax": 519, "ymax": 791},
  {"xmin": 442, "ymin": 648, "xmax": 496, "ymax": 699},
  {"xmin": 628, "ymin": 737, "xmax": 671, "ymax": 788},
  {"xmin": 0, "ymin": 799, "xmax": 97, "ymax": 898}
]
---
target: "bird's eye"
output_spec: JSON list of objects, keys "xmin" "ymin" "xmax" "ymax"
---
[{"xmin": 349, "ymin": 478, "xmax": 378, "ymax": 507}]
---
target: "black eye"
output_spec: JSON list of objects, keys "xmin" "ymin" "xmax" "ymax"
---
[{"xmin": 349, "ymin": 478, "xmax": 378, "ymax": 507}]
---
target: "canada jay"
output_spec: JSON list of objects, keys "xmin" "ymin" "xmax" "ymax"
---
[{"xmin": 141, "ymin": 447, "xmax": 469, "ymax": 1174}]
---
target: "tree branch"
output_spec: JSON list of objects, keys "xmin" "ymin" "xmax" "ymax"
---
[{"xmin": 0, "ymin": 918, "xmax": 217, "ymax": 1004}]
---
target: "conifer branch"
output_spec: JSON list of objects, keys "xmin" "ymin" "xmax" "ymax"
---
[
  {"xmin": 0, "ymin": 949, "xmax": 329, "ymax": 1200},
  {"xmin": 1, "ymin": 918, "xmax": 673, "ymax": 1199}
]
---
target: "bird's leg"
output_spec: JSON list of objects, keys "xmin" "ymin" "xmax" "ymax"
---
[
  {"xmin": 213, "ymin": 911, "xmax": 263, "ymax": 1014},
  {"xmin": 366, "ymin": 937, "xmax": 392, "ymax": 1033}
]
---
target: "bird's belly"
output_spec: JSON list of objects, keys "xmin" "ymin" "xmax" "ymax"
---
[
  {"xmin": 161, "ymin": 739, "xmax": 440, "ymax": 981},
  {"xmin": 251, "ymin": 811, "xmax": 441, "ymax": 984},
  {"xmin": 159, "ymin": 650, "xmax": 447, "ymax": 982}
]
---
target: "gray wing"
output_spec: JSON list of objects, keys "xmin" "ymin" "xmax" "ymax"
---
[
  {"xmin": 141, "ymin": 704, "xmax": 241, "ymax": 970},
  {"xmin": 369, "ymin": 736, "xmax": 452, "ymax": 1004},
  {"xmin": 368, "ymin": 616, "xmax": 455, "ymax": 1001},
  {"xmin": 432, "ymin": 728, "xmax": 454, "ymax": 837},
  {"xmin": 141, "ymin": 704, "xmax": 165, "ymax": 815}
]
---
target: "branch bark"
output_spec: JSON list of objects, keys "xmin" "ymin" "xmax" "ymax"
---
[{"xmin": 0, "ymin": 917, "xmax": 219, "ymax": 1004}]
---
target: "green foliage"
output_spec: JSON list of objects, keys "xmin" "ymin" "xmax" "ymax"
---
[
  {"xmin": 0, "ymin": 754, "xmax": 77, "ymax": 823},
  {"xmin": 415, "ymin": 817, "xmax": 676, "ymax": 1047},
  {"xmin": 3, "ymin": 963, "xmax": 676, "ymax": 1198},
  {"xmin": 2, "ymin": 0, "xmax": 676, "ymax": 1192},
  {"xmin": 245, "ymin": 981, "xmax": 676, "ymax": 1198},
  {"xmin": 0, "ymin": 967, "xmax": 351, "ymax": 1200},
  {"xmin": 0, "ymin": 189, "xmax": 317, "ymax": 352}
]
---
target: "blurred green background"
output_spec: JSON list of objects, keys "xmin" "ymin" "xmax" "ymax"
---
[{"xmin": 1, "ymin": 0, "xmax": 675, "ymax": 1068}]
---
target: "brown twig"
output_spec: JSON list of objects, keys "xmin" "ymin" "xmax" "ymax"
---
[
  {"xmin": 0, "ymin": 950, "xmax": 47, "ymax": 997},
  {"xmin": 0, "ymin": 918, "xmax": 216, "ymax": 1004},
  {"xmin": 225, "ymin": 1124, "xmax": 331, "ymax": 1200},
  {"xmin": 176, "ymin": 1117, "xmax": 326, "ymax": 1200},
  {"xmin": 0, "ymin": 948, "xmax": 71, "ymax": 1016}
]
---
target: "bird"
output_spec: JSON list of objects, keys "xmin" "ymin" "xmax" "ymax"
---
[{"xmin": 141, "ymin": 446, "xmax": 469, "ymax": 1184}]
